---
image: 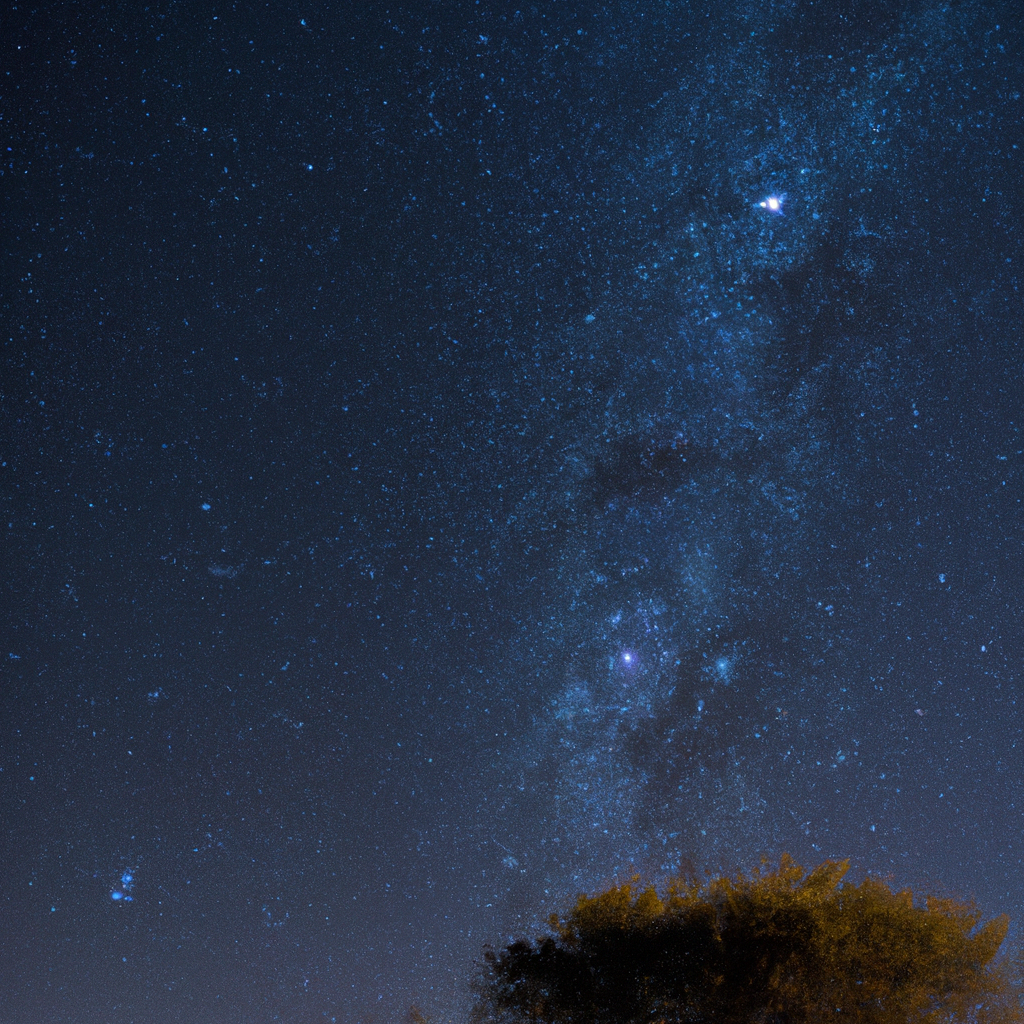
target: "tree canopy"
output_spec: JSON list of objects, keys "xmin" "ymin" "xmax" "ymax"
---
[{"xmin": 473, "ymin": 856, "xmax": 1021, "ymax": 1024}]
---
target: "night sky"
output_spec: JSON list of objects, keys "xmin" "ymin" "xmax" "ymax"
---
[{"xmin": 4, "ymin": 1, "xmax": 1024, "ymax": 1021}]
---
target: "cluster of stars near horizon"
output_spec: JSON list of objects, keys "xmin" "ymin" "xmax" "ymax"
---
[{"xmin": 111, "ymin": 871, "xmax": 135, "ymax": 902}]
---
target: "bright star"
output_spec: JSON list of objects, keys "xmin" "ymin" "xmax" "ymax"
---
[{"xmin": 759, "ymin": 195, "xmax": 784, "ymax": 213}]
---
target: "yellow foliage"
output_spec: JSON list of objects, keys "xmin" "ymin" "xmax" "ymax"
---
[{"xmin": 477, "ymin": 856, "xmax": 1022, "ymax": 1024}]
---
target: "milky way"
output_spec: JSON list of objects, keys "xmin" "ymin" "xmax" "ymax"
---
[{"xmin": 4, "ymin": 2, "xmax": 1023, "ymax": 1022}]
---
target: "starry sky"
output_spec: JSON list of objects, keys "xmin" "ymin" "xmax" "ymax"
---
[{"xmin": 3, "ymin": 1, "xmax": 1024, "ymax": 1022}]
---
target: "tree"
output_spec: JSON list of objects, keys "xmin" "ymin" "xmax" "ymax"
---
[{"xmin": 472, "ymin": 856, "xmax": 1021, "ymax": 1024}]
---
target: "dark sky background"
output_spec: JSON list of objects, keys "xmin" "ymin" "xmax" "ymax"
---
[{"xmin": 3, "ymin": 1, "xmax": 1024, "ymax": 1021}]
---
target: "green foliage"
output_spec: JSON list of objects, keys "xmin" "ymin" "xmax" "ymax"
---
[{"xmin": 472, "ymin": 856, "xmax": 1021, "ymax": 1024}]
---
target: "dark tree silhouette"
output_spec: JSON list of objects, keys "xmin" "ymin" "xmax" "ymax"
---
[{"xmin": 472, "ymin": 856, "xmax": 1021, "ymax": 1024}]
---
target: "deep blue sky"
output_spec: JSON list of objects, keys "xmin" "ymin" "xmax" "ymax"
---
[{"xmin": 4, "ymin": 1, "xmax": 1024, "ymax": 1022}]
